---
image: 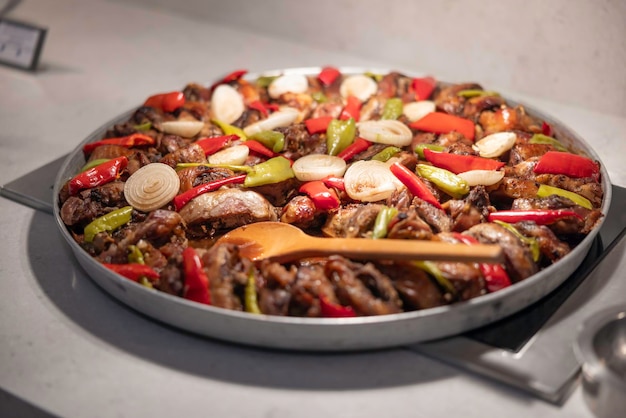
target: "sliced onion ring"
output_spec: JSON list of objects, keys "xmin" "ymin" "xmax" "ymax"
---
[
  {"xmin": 357, "ymin": 120, "xmax": 413, "ymax": 146},
  {"xmin": 292, "ymin": 154, "xmax": 347, "ymax": 181},
  {"xmin": 339, "ymin": 74, "xmax": 378, "ymax": 101},
  {"xmin": 343, "ymin": 160, "xmax": 403, "ymax": 202},
  {"xmin": 268, "ymin": 74, "xmax": 309, "ymax": 99},
  {"xmin": 208, "ymin": 144, "xmax": 249, "ymax": 165},
  {"xmin": 161, "ymin": 120, "xmax": 205, "ymax": 138},
  {"xmin": 211, "ymin": 84, "xmax": 245, "ymax": 124},
  {"xmin": 403, "ymin": 100, "xmax": 436, "ymax": 122},
  {"xmin": 243, "ymin": 107, "xmax": 299, "ymax": 136},
  {"xmin": 457, "ymin": 169, "xmax": 505, "ymax": 186},
  {"xmin": 124, "ymin": 163, "xmax": 181, "ymax": 212},
  {"xmin": 473, "ymin": 132, "xmax": 517, "ymax": 158}
]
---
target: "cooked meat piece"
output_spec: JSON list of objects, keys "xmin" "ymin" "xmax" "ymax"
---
[
  {"xmin": 160, "ymin": 143, "xmax": 206, "ymax": 167},
  {"xmin": 490, "ymin": 177, "xmax": 539, "ymax": 202},
  {"xmin": 87, "ymin": 144, "xmax": 134, "ymax": 161},
  {"xmin": 310, "ymin": 101, "xmax": 343, "ymax": 119},
  {"xmin": 182, "ymin": 83, "xmax": 212, "ymax": 102},
  {"xmin": 122, "ymin": 210, "xmax": 186, "ymax": 248},
  {"xmin": 250, "ymin": 177, "xmax": 300, "ymax": 207},
  {"xmin": 444, "ymin": 186, "xmax": 491, "ymax": 232},
  {"xmin": 359, "ymin": 95, "xmax": 385, "ymax": 121},
  {"xmin": 509, "ymin": 142, "xmax": 554, "ymax": 165},
  {"xmin": 279, "ymin": 123, "xmax": 326, "ymax": 160},
  {"xmin": 378, "ymin": 262, "xmax": 445, "ymax": 310},
  {"xmin": 434, "ymin": 261, "xmax": 486, "ymax": 301},
  {"xmin": 479, "ymin": 105, "xmax": 542, "ymax": 136},
  {"xmin": 411, "ymin": 132, "xmax": 437, "ymax": 149},
  {"xmin": 435, "ymin": 131, "xmax": 472, "ymax": 148},
  {"xmin": 202, "ymin": 244, "xmax": 252, "ymax": 310},
  {"xmin": 125, "ymin": 151, "xmax": 152, "ymax": 175},
  {"xmin": 535, "ymin": 174, "xmax": 603, "ymax": 208},
  {"xmin": 157, "ymin": 134, "xmax": 188, "ymax": 155},
  {"xmin": 413, "ymin": 197, "xmax": 451, "ymax": 233},
  {"xmin": 434, "ymin": 83, "xmax": 482, "ymax": 116},
  {"xmin": 386, "ymin": 188, "xmax": 413, "ymax": 211},
  {"xmin": 130, "ymin": 106, "xmax": 163, "ymax": 127},
  {"xmin": 157, "ymin": 263, "xmax": 184, "ymax": 296},
  {"xmin": 232, "ymin": 109, "xmax": 262, "ymax": 129},
  {"xmin": 465, "ymin": 223, "xmax": 538, "ymax": 282},
  {"xmin": 257, "ymin": 261, "xmax": 297, "ymax": 316},
  {"xmin": 177, "ymin": 166, "xmax": 236, "ymax": 192},
  {"xmin": 322, "ymin": 204, "xmax": 383, "ymax": 238},
  {"xmin": 387, "ymin": 209, "xmax": 433, "ymax": 240},
  {"xmin": 60, "ymin": 182, "xmax": 126, "ymax": 226},
  {"xmin": 443, "ymin": 141, "xmax": 478, "ymax": 156},
  {"xmin": 281, "ymin": 195, "xmax": 319, "ymax": 229},
  {"xmin": 503, "ymin": 158, "xmax": 539, "ymax": 179},
  {"xmin": 377, "ymin": 72, "xmax": 412, "ymax": 99},
  {"xmin": 136, "ymin": 240, "xmax": 168, "ymax": 270},
  {"xmin": 353, "ymin": 143, "xmax": 387, "ymax": 160},
  {"xmin": 288, "ymin": 263, "xmax": 336, "ymax": 317},
  {"xmin": 179, "ymin": 188, "xmax": 278, "ymax": 233},
  {"xmin": 462, "ymin": 95, "xmax": 505, "ymax": 120},
  {"xmin": 513, "ymin": 221, "xmax": 570, "ymax": 263},
  {"xmin": 390, "ymin": 151, "xmax": 419, "ymax": 171},
  {"xmin": 325, "ymin": 257, "xmax": 402, "ymax": 316}
]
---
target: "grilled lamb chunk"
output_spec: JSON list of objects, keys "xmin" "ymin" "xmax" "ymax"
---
[
  {"xmin": 386, "ymin": 188, "xmax": 413, "ymax": 211},
  {"xmin": 288, "ymin": 263, "xmax": 336, "ymax": 317},
  {"xmin": 182, "ymin": 83, "xmax": 212, "ymax": 102},
  {"xmin": 413, "ymin": 197, "xmax": 451, "ymax": 233},
  {"xmin": 131, "ymin": 106, "xmax": 164, "ymax": 127},
  {"xmin": 158, "ymin": 263, "xmax": 184, "ymax": 296},
  {"xmin": 465, "ymin": 223, "xmax": 538, "ymax": 282},
  {"xmin": 281, "ymin": 195, "xmax": 320, "ymax": 229},
  {"xmin": 509, "ymin": 142, "xmax": 554, "ymax": 165},
  {"xmin": 310, "ymin": 101, "xmax": 343, "ymax": 119},
  {"xmin": 257, "ymin": 261, "xmax": 297, "ymax": 316},
  {"xmin": 511, "ymin": 196, "xmax": 603, "ymax": 235},
  {"xmin": 434, "ymin": 83, "xmax": 482, "ymax": 116},
  {"xmin": 280, "ymin": 123, "xmax": 326, "ymax": 160},
  {"xmin": 435, "ymin": 131, "xmax": 473, "ymax": 148},
  {"xmin": 504, "ymin": 158, "xmax": 539, "ymax": 179},
  {"xmin": 322, "ymin": 204, "xmax": 383, "ymax": 238},
  {"xmin": 535, "ymin": 174, "xmax": 603, "ymax": 208},
  {"xmin": 434, "ymin": 261, "xmax": 486, "ymax": 301},
  {"xmin": 177, "ymin": 166, "xmax": 236, "ymax": 193},
  {"xmin": 387, "ymin": 209, "xmax": 433, "ymax": 240},
  {"xmin": 250, "ymin": 177, "xmax": 301, "ymax": 207},
  {"xmin": 60, "ymin": 181, "xmax": 126, "ymax": 226},
  {"xmin": 202, "ymin": 244, "xmax": 252, "ymax": 310},
  {"xmin": 325, "ymin": 256, "xmax": 402, "ymax": 316},
  {"xmin": 359, "ymin": 95, "xmax": 385, "ymax": 121},
  {"xmin": 157, "ymin": 134, "xmax": 188, "ymax": 155},
  {"xmin": 445, "ymin": 186, "xmax": 491, "ymax": 232},
  {"xmin": 443, "ymin": 141, "xmax": 478, "ymax": 156},
  {"xmin": 378, "ymin": 262, "xmax": 445, "ymax": 310},
  {"xmin": 462, "ymin": 95, "xmax": 505, "ymax": 120},
  {"xmin": 513, "ymin": 221, "xmax": 571, "ymax": 263},
  {"xmin": 490, "ymin": 177, "xmax": 539, "ymax": 202},
  {"xmin": 479, "ymin": 105, "xmax": 542, "ymax": 136},
  {"xmin": 160, "ymin": 143, "xmax": 206, "ymax": 168},
  {"xmin": 87, "ymin": 144, "xmax": 134, "ymax": 161},
  {"xmin": 377, "ymin": 72, "xmax": 413, "ymax": 100}
]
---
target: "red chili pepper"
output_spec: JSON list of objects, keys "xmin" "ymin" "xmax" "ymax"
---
[
  {"xmin": 409, "ymin": 112, "xmax": 475, "ymax": 141},
  {"xmin": 390, "ymin": 162, "xmax": 442, "ymax": 209},
  {"xmin": 143, "ymin": 91, "xmax": 185, "ymax": 113},
  {"xmin": 103, "ymin": 263, "xmax": 159, "ymax": 282},
  {"xmin": 318, "ymin": 66, "xmax": 341, "ymax": 87},
  {"xmin": 68, "ymin": 156, "xmax": 128, "ymax": 196},
  {"xmin": 487, "ymin": 209, "xmax": 583, "ymax": 225},
  {"xmin": 83, "ymin": 133, "xmax": 155, "ymax": 154},
  {"xmin": 320, "ymin": 175, "xmax": 346, "ymax": 191},
  {"xmin": 299, "ymin": 181, "xmax": 340, "ymax": 210},
  {"xmin": 173, "ymin": 174, "xmax": 247, "ymax": 211},
  {"xmin": 451, "ymin": 233, "xmax": 511, "ymax": 292},
  {"xmin": 248, "ymin": 100, "xmax": 272, "ymax": 117},
  {"xmin": 339, "ymin": 95, "xmax": 362, "ymax": 121},
  {"xmin": 423, "ymin": 148, "xmax": 505, "ymax": 174},
  {"xmin": 319, "ymin": 295, "xmax": 356, "ymax": 318},
  {"xmin": 182, "ymin": 247, "xmax": 211, "ymax": 305},
  {"xmin": 305, "ymin": 116, "xmax": 334, "ymax": 135},
  {"xmin": 244, "ymin": 140, "xmax": 277, "ymax": 158},
  {"xmin": 209, "ymin": 69, "xmax": 248, "ymax": 93},
  {"xmin": 533, "ymin": 151, "xmax": 600, "ymax": 180},
  {"xmin": 195, "ymin": 135, "xmax": 238, "ymax": 156},
  {"xmin": 542, "ymin": 121, "xmax": 553, "ymax": 136},
  {"xmin": 336, "ymin": 137, "xmax": 372, "ymax": 161},
  {"xmin": 411, "ymin": 76, "xmax": 436, "ymax": 100}
]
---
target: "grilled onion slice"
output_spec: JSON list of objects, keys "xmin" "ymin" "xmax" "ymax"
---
[
  {"xmin": 161, "ymin": 120, "xmax": 205, "ymax": 138},
  {"xmin": 292, "ymin": 154, "xmax": 347, "ymax": 181},
  {"xmin": 343, "ymin": 160, "xmax": 403, "ymax": 202},
  {"xmin": 357, "ymin": 120, "xmax": 413, "ymax": 146},
  {"xmin": 124, "ymin": 163, "xmax": 180, "ymax": 212}
]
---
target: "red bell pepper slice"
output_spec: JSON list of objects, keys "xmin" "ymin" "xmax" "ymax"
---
[
  {"xmin": 319, "ymin": 295, "xmax": 356, "ymax": 318},
  {"xmin": 411, "ymin": 76, "xmax": 436, "ymax": 100},
  {"xmin": 299, "ymin": 181, "xmax": 340, "ymax": 210},
  {"xmin": 68, "ymin": 156, "xmax": 128, "ymax": 196},
  {"xmin": 409, "ymin": 112, "xmax": 475, "ymax": 141},
  {"xmin": 173, "ymin": 174, "xmax": 247, "ymax": 211},
  {"xmin": 305, "ymin": 116, "xmax": 334, "ymax": 135},
  {"xmin": 103, "ymin": 263, "xmax": 159, "ymax": 282},
  {"xmin": 487, "ymin": 209, "xmax": 583, "ymax": 225},
  {"xmin": 248, "ymin": 100, "xmax": 274, "ymax": 118},
  {"xmin": 533, "ymin": 151, "xmax": 600, "ymax": 180},
  {"xmin": 542, "ymin": 121, "xmax": 553, "ymax": 136},
  {"xmin": 209, "ymin": 69, "xmax": 248, "ymax": 93},
  {"xmin": 423, "ymin": 148, "xmax": 505, "ymax": 174},
  {"xmin": 244, "ymin": 140, "xmax": 277, "ymax": 158},
  {"xmin": 451, "ymin": 233, "xmax": 511, "ymax": 292},
  {"xmin": 318, "ymin": 66, "xmax": 341, "ymax": 87},
  {"xmin": 143, "ymin": 91, "xmax": 185, "ymax": 113},
  {"xmin": 182, "ymin": 247, "xmax": 211, "ymax": 305},
  {"xmin": 336, "ymin": 137, "xmax": 372, "ymax": 161},
  {"xmin": 83, "ymin": 133, "xmax": 155, "ymax": 155},
  {"xmin": 320, "ymin": 175, "xmax": 346, "ymax": 191},
  {"xmin": 195, "ymin": 135, "xmax": 238, "ymax": 156},
  {"xmin": 389, "ymin": 162, "xmax": 442, "ymax": 209},
  {"xmin": 339, "ymin": 95, "xmax": 362, "ymax": 121}
]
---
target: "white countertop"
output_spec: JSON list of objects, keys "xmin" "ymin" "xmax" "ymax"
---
[{"xmin": 1, "ymin": 0, "xmax": 625, "ymax": 416}]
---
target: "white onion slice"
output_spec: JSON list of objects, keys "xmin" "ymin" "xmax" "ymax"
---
[
  {"xmin": 357, "ymin": 120, "xmax": 413, "ymax": 146},
  {"xmin": 292, "ymin": 154, "xmax": 347, "ymax": 181},
  {"xmin": 161, "ymin": 120, "xmax": 204, "ymax": 138},
  {"xmin": 211, "ymin": 84, "xmax": 245, "ymax": 124},
  {"xmin": 208, "ymin": 144, "xmax": 249, "ymax": 165},
  {"xmin": 268, "ymin": 74, "xmax": 309, "ymax": 99},
  {"xmin": 457, "ymin": 169, "xmax": 505, "ymax": 186},
  {"xmin": 339, "ymin": 74, "xmax": 378, "ymax": 101},
  {"xmin": 343, "ymin": 160, "xmax": 403, "ymax": 202},
  {"xmin": 124, "ymin": 163, "xmax": 180, "ymax": 212},
  {"xmin": 243, "ymin": 107, "xmax": 299, "ymax": 136},
  {"xmin": 473, "ymin": 132, "xmax": 517, "ymax": 158},
  {"xmin": 403, "ymin": 101, "xmax": 436, "ymax": 122}
]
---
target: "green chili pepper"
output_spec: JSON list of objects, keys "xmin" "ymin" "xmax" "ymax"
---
[
  {"xmin": 244, "ymin": 157, "xmax": 294, "ymax": 188},
  {"xmin": 249, "ymin": 130, "xmax": 285, "ymax": 153},
  {"xmin": 414, "ymin": 143, "xmax": 445, "ymax": 159},
  {"xmin": 139, "ymin": 277, "xmax": 154, "ymax": 289},
  {"xmin": 457, "ymin": 89, "xmax": 500, "ymax": 98},
  {"xmin": 326, "ymin": 118, "xmax": 356, "ymax": 156},
  {"xmin": 256, "ymin": 75, "xmax": 278, "ymax": 88},
  {"xmin": 175, "ymin": 163, "xmax": 252, "ymax": 172},
  {"xmin": 529, "ymin": 134, "xmax": 568, "ymax": 152},
  {"xmin": 364, "ymin": 71, "xmax": 383, "ymax": 82},
  {"xmin": 416, "ymin": 164, "xmax": 469, "ymax": 199},
  {"xmin": 381, "ymin": 98, "xmax": 404, "ymax": 120},
  {"xmin": 372, "ymin": 206, "xmax": 398, "ymax": 239},
  {"xmin": 80, "ymin": 158, "xmax": 111, "ymax": 173},
  {"xmin": 311, "ymin": 91, "xmax": 328, "ymax": 103},
  {"xmin": 133, "ymin": 121, "xmax": 152, "ymax": 132},
  {"xmin": 212, "ymin": 119, "xmax": 247, "ymax": 139},
  {"xmin": 84, "ymin": 206, "xmax": 133, "ymax": 243},
  {"xmin": 412, "ymin": 261, "xmax": 457, "ymax": 295},
  {"xmin": 245, "ymin": 269, "xmax": 261, "ymax": 314},
  {"xmin": 127, "ymin": 245, "xmax": 145, "ymax": 264},
  {"xmin": 536, "ymin": 184, "xmax": 592, "ymax": 209},
  {"xmin": 371, "ymin": 146, "xmax": 401, "ymax": 162},
  {"xmin": 493, "ymin": 220, "xmax": 541, "ymax": 262}
]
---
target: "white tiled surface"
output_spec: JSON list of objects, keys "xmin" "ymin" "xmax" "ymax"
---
[{"xmin": 1, "ymin": 0, "xmax": 625, "ymax": 417}]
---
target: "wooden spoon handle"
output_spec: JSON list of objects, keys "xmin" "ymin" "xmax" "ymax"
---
[{"xmin": 279, "ymin": 236, "xmax": 503, "ymax": 263}]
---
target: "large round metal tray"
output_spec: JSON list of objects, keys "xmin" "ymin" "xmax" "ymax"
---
[{"xmin": 52, "ymin": 67, "xmax": 612, "ymax": 351}]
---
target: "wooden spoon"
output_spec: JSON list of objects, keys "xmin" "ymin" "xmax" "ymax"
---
[{"xmin": 216, "ymin": 221, "xmax": 503, "ymax": 263}]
